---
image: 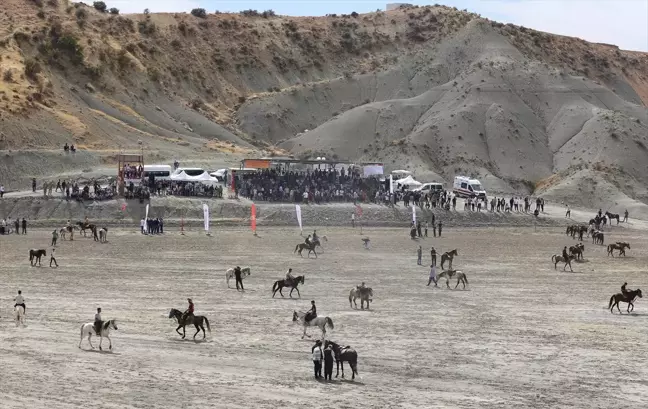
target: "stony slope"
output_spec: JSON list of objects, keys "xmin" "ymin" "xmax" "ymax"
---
[{"xmin": 1, "ymin": 1, "xmax": 648, "ymax": 216}]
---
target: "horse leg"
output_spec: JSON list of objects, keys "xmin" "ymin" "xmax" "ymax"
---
[
  {"xmin": 182, "ymin": 325, "xmax": 186, "ymax": 339},
  {"xmin": 107, "ymin": 335, "xmax": 112, "ymax": 350},
  {"xmin": 336, "ymin": 360, "xmax": 340, "ymax": 378},
  {"xmin": 302, "ymin": 325, "xmax": 307, "ymax": 339},
  {"xmin": 193, "ymin": 324, "xmax": 200, "ymax": 340},
  {"xmin": 340, "ymin": 361, "xmax": 345, "ymax": 378},
  {"xmin": 99, "ymin": 335, "xmax": 103, "ymax": 351},
  {"xmin": 295, "ymin": 287, "xmax": 301, "ymax": 298},
  {"xmin": 88, "ymin": 333, "xmax": 95, "ymax": 349},
  {"xmin": 176, "ymin": 325, "xmax": 183, "ymax": 336}
]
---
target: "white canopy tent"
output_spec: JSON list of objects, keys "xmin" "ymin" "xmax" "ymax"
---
[
  {"xmin": 395, "ymin": 175, "xmax": 423, "ymax": 188},
  {"xmin": 171, "ymin": 171, "xmax": 218, "ymax": 184}
]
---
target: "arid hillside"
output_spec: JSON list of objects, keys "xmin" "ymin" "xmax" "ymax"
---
[{"xmin": 1, "ymin": 0, "xmax": 648, "ymax": 213}]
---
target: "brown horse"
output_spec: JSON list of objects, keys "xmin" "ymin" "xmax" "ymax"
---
[
  {"xmin": 294, "ymin": 242, "xmax": 318, "ymax": 258},
  {"xmin": 607, "ymin": 242, "xmax": 630, "ymax": 257},
  {"xmin": 29, "ymin": 249, "xmax": 47, "ymax": 266},
  {"xmin": 440, "ymin": 249, "xmax": 458, "ymax": 269},
  {"xmin": 608, "ymin": 289, "xmax": 642, "ymax": 314},
  {"xmin": 551, "ymin": 254, "xmax": 575, "ymax": 272},
  {"xmin": 569, "ymin": 243, "xmax": 585, "ymax": 260},
  {"xmin": 272, "ymin": 275, "xmax": 305, "ymax": 298},
  {"xmin": 437, "ymin": 270, "xmax": 469, "ymax": 289},
  {"xmin": 324, "ymin": 340, "xmax": 359, "ymax": 380},
  {"xmin": 168, "ymin": 308, "xmax": 211, "ymax": 340}
]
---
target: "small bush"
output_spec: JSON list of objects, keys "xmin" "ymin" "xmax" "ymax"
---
[
  {"xmin": 93, "ymin": 1, "xmax": 107, "ymax": 12},
  {"xmin": 24, "ymin": 58, "xmax": 42, "ymax": 78},
  {"xmin": 75, "ymin": 7, "xmax": 87, "ymax": 20},
  {"xmin": 3, "ymin": 69, "xmax": 13, "ymax": 82},
  {"xmin": 109, "ymin": 8, "xmax": 119, "ymax": 15},
  {"xmin": 191, "ymin": 8, "xmax": 207, "ymax": 18},
  {"xmin": 351, "ymin": 11, "xmax": 359, "ymax": 18},
  {"xmin": 190, "ymin": 97, "xmax": 205, "ymax": 110},
  {"xmin": 46, "ymin": 0, "xmax": 58, "ymax": 6},
  {"xmin": 238, "ymin": 96, "xmax": 246, "ymax": 103},
  {"xmin": 31, "ymin": 0, "xmax": 44, "ymax": 7},
  {"xmin": 262, "ymin": 10, "xmax": 275, "ymax": 18},
  {"xmin": 143, "ymin": 8, "xmax": 150, "ymax": 15},
  {"xmin": 37, "ymin": 10, "xmax": 46, "ymax": 19},
  {"xmin": 240, "ymin": 9, "xmax": 260, "ymax": 17}
]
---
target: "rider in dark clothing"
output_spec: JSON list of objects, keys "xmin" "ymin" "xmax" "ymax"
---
[
  {"xmin": 562, "ymin": 246, "xmax": 569, "ymax": 260},
  {"xmin": 94, "ymin": 308, "xmax": 103, "ymax": 334},
  {"xmin": 305, "ymin": 300, "xmax": 317, "ymax": 322},
  {"xmin": 305, "ymin": 235, "xmax": 311, "ymax": 246},
  {"xmin": 182, "ymin": 298, "xmax": 194, "ymax": 323},
  {"xmin": 621, "ymin": 282, "xmax": 630, "ymax": 299}
]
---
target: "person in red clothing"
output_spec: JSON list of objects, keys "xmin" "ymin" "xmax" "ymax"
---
[{"xmin": 182, "ymin": 298, "xmax": 194, "ymax": 323}]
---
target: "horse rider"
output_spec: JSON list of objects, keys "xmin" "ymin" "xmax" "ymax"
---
[
  {"xmin": 621, "ymin": 282, "xmax": 632, "ymax": 300},
  {"xmin": 562, "ymin": 246, "xmax": 569, "ymax": 261},
  {"xmin": 14, "ymin": 290, "xmax": 26, "ymax": 314},
  {"xmin": 305, "ymin": 300, "xmax": 317, "ymax": 323},
  {"xmin": 305, "ymin": 234, "xmax": 312, "ymax": 246},
  {"xmin": 94, "ymin": 307, "xmax": 103, "ymax": 334},
  {"xmin": 182, "ymin": 298, "xmax": 194, "ymax": 323},
  {"xmin": 312, "ymin": 230, "xmax": 319, "ymax": 244},
  {"xmin": 286, "ymin": 268, "xmax": 295, "ymax": 286},
  {"xmin": 357, "ymin": 282, "xmax": 367, "ymax": 291}
]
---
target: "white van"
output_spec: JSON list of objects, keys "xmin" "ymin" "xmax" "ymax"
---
[
  {"xmin": 453, "ymin": 176, "xmax": 487, "ymax": 198},
  {"xmin": 415, "ymin": 182, "xmax": 444, "ymax": 195},
  {"xmin": 143, "ymin": 165, "xmax": 172, "ymax": 180}
]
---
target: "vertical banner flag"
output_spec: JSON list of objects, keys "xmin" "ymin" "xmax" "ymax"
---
[
  {"xmin": 251, "ymin": 203, "xmax": 257, "ymax": 233},
  {"xmin": 356, "ymin": 205, "xmax": 363, "ymax": 217},
  {"xmin": 295, "ymin": 204, "xmax": 303, "ymax": 233},
  {"xmin": 389, "ymin": 174, "xmax": 394, "ymax": 194},
  {"xmin": 144, "ymin": 204, "xmax": 150, "ymax": 232},
  {"xmin": 203, "ymin": 204, "xmax": 210, "ymax": 232},
  {"xmin": 121, "ymin": 203, "xmax": 127, "ymax": 212},
  {"xmin": 412, "ymin": 203, "xmax": 416, "ymax": 224}
]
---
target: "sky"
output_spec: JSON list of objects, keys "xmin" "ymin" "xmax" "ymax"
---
[{"xmin": 105, "ymin": 0, "xmax": 648, "ymax": 51}]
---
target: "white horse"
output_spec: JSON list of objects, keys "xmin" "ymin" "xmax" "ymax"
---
[
  {"xmin": 79, "ymin": 319, "xmax": 118, "ymax": 351},
  {"xmin": 14, "ymin": 305, "xmax": 25, "ymax": 327},
  {"xmin": 225, "ymin": 267, "xmax": 251, "ymax": 288},
  {"xmin": 292, "ymin": 311, "xmax": 334, "ymax": 340}
]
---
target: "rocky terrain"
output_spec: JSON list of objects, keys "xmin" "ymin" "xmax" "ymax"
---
[{"xmin": 1, "ymin": 1, "xmax": 648, "ymax": 216}]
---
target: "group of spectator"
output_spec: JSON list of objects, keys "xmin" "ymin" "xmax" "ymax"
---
[
  {"xmin": 122, "ymin": 164, "xmax": 143, "ymax": 180},
  {"xmin": 141, "ymin": 180, "xmax": 223, "ymax": 198},
  {"xmin": 140, "ymin": 217, "xmax": 164, "ymax": 234},
  {"xmin": 234, "ymin": 167, "xmax": 382, "ymax": 204},
  {"xmin": 0, "ymin": 218, "xmax": 27, "ymax": 235},
  {"xmin": 63, "ymin": 143, "xmax": 77, "ymax": 153}
]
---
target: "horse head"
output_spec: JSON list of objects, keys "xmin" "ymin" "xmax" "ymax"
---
[
  {"xmin": 169, "ymin": 309, "xmax": 179, "ymax": 319},
  {"xmin": 298, "ymin": 275, "xmax": 305, "ymax": 284},
  {"xmin": 637, "ymin": 289, "xmax": 642, "ymax": 298}
]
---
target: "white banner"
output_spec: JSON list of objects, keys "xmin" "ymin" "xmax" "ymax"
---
[
  {"xmin": 412, "ymin": 204, "xmax": 416, "ymax": 224},
  {"xmin": 295, "ymin": 204, "xmax": 303, "ymax": 233},
  {"xmin": 363, "ymin": 164, "xmax": 384, "ymax": 177},
  {"xmin": 389, "ymin": 174, "xmax": 394, "ymax": 194},
  {"xmin": 144, "ymin": 204, "xmax": 149, "ymax": 232},
  {"xmin": 203, "ymin": 204, "xmax": 210, "ymax": 232}
]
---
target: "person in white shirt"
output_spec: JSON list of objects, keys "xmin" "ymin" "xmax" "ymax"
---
[
  {"xmin": 140, "ymin": 218, "xmax": 145, "ymax": 234},
  {"xmin": 14, "ymin": 290, "xmax": 26, "ymax": 313},
  {"xmin": 0, "ymin": 184, "xmax": 5, "ymax": 198},
  {"xmin": 311, "ymin": 340, "xmax": 323, "ymax": 378}
]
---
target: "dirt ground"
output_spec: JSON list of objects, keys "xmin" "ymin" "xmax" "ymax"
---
[{"xmin": 1, "ymin": 225, "xmax": 648, "ymax": 409}]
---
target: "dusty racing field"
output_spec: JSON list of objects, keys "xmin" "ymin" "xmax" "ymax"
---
[{"xmin": 1, "ymin": 226, "xmax": 648, "ymax": 408}]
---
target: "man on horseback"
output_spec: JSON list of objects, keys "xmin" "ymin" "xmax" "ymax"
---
[
  {"xmin": 14, "ymin": 290, "xmax": 26, "ymax": 314},
  {"xmin": 312, "ymin": 230, "xmax": 319, "ymax": 245},
  {"xmin": 182, "ymin": 298, "xmax": 194, "ymax": 323},
  {"xmin": 562, "ymin": 246, "xmax": 569, "ymax": 261},
  {"xmin": 94, "ymin": 307, "xmax": 102, "ymax": 334},
  {"xmin": 621, "ymin": 282, "xmax": 632, "ymax": 300},
  {"xmin": 286, "ymin": 268, "xmax": 295, "ymax": 286},
  {"xmin": 305, "ymin": 235, "xmax": 312, "ymax": 246},
  {"xmin": 305, "ymin": 300, "xmax": 317, "ymax": 322}
]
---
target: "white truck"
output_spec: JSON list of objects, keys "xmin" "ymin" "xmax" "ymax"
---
[{"xmin": 452, "ymin": 176, "xmax": 487, "ymax": 199}]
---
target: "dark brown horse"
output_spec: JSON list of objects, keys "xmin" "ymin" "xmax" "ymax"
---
[
  {"xmin": 294, "ymin": 242, "xmax": 317, "ymax": 258},
  {"xmin": 29, "ymin": 249, "xmax": 47, "ymax": 266},
  {"xmin": 324, "ymin": 340, "xmax": 359, "ymax": 380},
  {"xmin": 168, "ymin": 308, "xmax": 211, "ymax": 340},
  {"xmin": 440, "ymin": 249, "xmax": 458, "ymax": 269},
  {"xmin": 76, "ymin": 222, "xmax": 96, "ymax": 238},
  {"xmin": 607, "ymin": 242, "xmax": 630, "ymax": 257},
  {"xmin": 608, "ymin": 289, "xmax": 642, "ymax": 314},
  {"xmin": 272, "ymin": 275, "xmax": 305, "ymax": 298},
  {"xmin": 605, "ymin": 211, "xmax": 620, "ymax": 225},
  {"xmin": 569, "ymin": 243, "xmax": 585, "ymax": 260},
  {"xmin": 551, "ymin": 254, "xmax": 575, "ymax": 272}
]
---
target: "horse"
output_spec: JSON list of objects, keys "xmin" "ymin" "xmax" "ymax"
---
[
  {"xmin": 79, "ymin": 319, "xmax": 118, "ymax": 350},
  {"xmin": 349, "ymin": 287, "xmax": 373, "ymax": 309},
  {"xmin": 324, "ymin": 340, "xmax": 359, "ymax": 380},
  {"xmin": 312, "ymin": 235, "xmax": 328, "ymax": 252},
  {"xmin": 168, "ymin": 308, "xmax": 211, "ymax": 340},
  {"xmin": 440, "ymin": 249, "xmax": 458, "ymax": 269},
  {"xmin": 437, "ymin": 270, "xmax": 469, "ymax": 289},
  {"xmin": 552, "ymin": 254, "xmax": 575, "ymax": 272},
  {"xmin": 99, "ymin": 227, "xmax": 108, "ymax": 243},
  {"xmin": 14, "ymin": 305, "xmax": 25, "ymax": 327},
  {"xmin": 592, "ymin": 231, "xmax": 604, "ymax": 245},
  {"xmin": 607, "ymin": 242, "xmax": 630, "ymax": 257},
  {"xmin": 292, "ymin": 310, "xmax": 334, "ymax": 339},
  {"xmin": 294, "ymin": 242, "xmax": 318, "ymax": 258},
  {"xmin": 225, "ymin": 267, "xmax": 251, "ymax": 288},
  {"xmin": 606, "ymin": 211, "xmax": 620, "ymax": 225},
  {"xmin": 76, "ymin": 222, "xmax": 96, "ymax": 237},
  {"xmin": 29, "ymin": 249, "xmax": 46, "ymax": 266},
  {"xmin": 272, "ymin": 275, "xmax": 305, "ymax": 298},
  {"xmin": 60, "ymin": 225, "xmax": 76, "ymax": 241},
  {"xmin": 608, "ymin": 289, "xmax": 642, "ymax": 314},
  {"xmin": 569, "ymin": 243, "xmax": 585, "ymax": 260}
]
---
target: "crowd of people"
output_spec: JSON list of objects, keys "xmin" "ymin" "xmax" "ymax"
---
[
  {"xmin": 235, "ymin": 167, "xmax": 382, "ymax": 204},
  {"xmin": 122, "ymin": 164, "xmax": 143, "ymax": 180},
  {"xmin": 141, "ymin": 180, "xmax": 223, "ymax": 198},
  {"xmin": 0, "ymin": 218, "xmax": 27, "ymax": 235},
  {"xmin": 140, "ymin": 217, "xmax": 164, "ymax": 235}
]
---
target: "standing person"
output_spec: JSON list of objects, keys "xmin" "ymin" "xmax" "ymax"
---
[
  {"xmin": 438, "ymin": 221, "xmax": 443, "ymax": 237},
  {"xmin": 49, "ymin": 248, "xmax": 58, "ymax": 268},
  {"xmin": 32, "ymin": 178, "xmax": 36, "ymax": 193},
  {"xmin": 312, "ymin": 340, "xmax": 323, "ymax": 379},
  {"xmin": 565, "ymin": 205, "xmax": 571, "ymax": 218},
  {"xmin": 623, "ymin": 210, "xmax": 628, "ymax": 223},
  {"xmin": 323, "ymin": 343, "xmax": 334, "ymax": 381},
  {"xmin": 234, "ymin": 266, "xmax": 244, "ymax": 291},
  {"xmin": 430, "ymin": 247, "xmax": 437, "ymax": 266},
  {"xmin": 159, "ymin": 217, "xmax": 164, "ymax": 234},
  {"xmin": 416, "ymin": 221, "xmax": 422, "ymax": 238},
  {"xmin": 417, "ymin": 246, "xmax": 422, "ymax": 265},
  {"xmin": 140, "ymin": 218, "xmax": 145, "ymax": 234},
  {"xmin": 0, "ymin": 184, "xmax": 4, "ymax": 198},
  {"xmin": 432, "ymin": 221, "xmax": 437, "ymax": 237},
  {"xmin": 14, "ymin": 290, "xmax": 26, "ymax": 314},
  {"xmin": 55, "ymin": 179, "xmax": 61, "ymax": 192},
  {"xmin": 94, "ymin": 308, "xmax": 103, "ymax": 335},
  {"xmin": 427, "ymin": 264, "xmax": 437, "ymax": 287},
  {"xmin": 14, "ymin": 218, "xmax": 19, "ymax": 235},
  {"xmin": 51, "ymin": 229, "xmax": 59, "ymax": 246},
  {"xmin": 424, "ymin": 221, "xmax": 428, "ymax": 237},
  {"xmin": 351, "ymin": 212, "xmax": 355, "ymax": 228},
  {"xmin": 21, "ymin": 217, "xmax": 27, "ymax": 234}
]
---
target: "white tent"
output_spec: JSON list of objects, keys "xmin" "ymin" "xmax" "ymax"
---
[
  {"xmin": 395, "ymin": 175, "xmax": 422, "ymax": 188},
  {"xmin": 171, "ymin": 171, "xmax": 218, "ymax": 183}
]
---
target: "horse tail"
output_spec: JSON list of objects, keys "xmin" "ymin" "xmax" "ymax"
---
[
  {"xmin": 272, "ymin": 281, "xmax": 279, "ymax": 292},
  {"xmin": 464, "ymin": 274, "xmax": 468, "ymax": 285},
  {"xmin": 294, "ymin": 245, "xmax": 299, "ymax": 253},
  {"xmin": 80, "ymin": 323, "xmax": 85, "ymax": 339},
  {"xmin": 204, "ymin": 317, "xmax": 211, "ymax": 333},
  {"xmin": 551, "ymin": 255, "xmax": 556, "ymax": 263},
  {"xmin": 326, "ymin": 317, "xmax": 334, "ymax": 330},
  {"xmin": 608, "ymin": 295, "xmax": 615, "ymax": 309},
  {"xmin": 29, "ymin": 251, "xmax": 33, "ymax": 261}
]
